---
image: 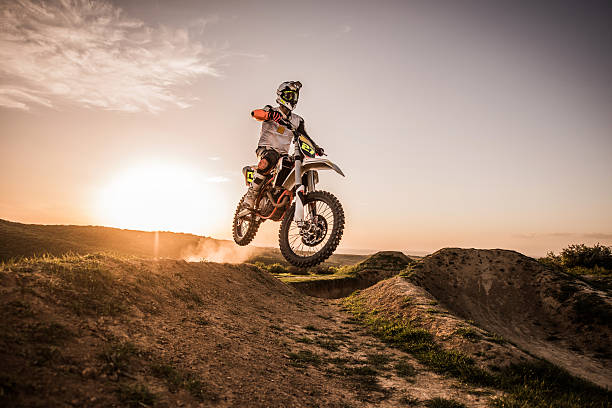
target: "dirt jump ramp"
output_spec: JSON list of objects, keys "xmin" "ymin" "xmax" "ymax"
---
[{"xmin": 407, "ymin": 248, "xmax": 611, "ymax": 388}]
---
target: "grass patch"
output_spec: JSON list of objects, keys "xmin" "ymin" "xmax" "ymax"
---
[
  {"xmin": 454, "ymin": 327, "xmax": 482, "ymax": 342},
  {"xmin": 344, "ymin": 295, "xmax": 495, "ymax": 387},
  {"xmin": 492, "ymin": 360, "xmax": 612, "ymax": 408},
  {"xmin": 98, "ymin": 340, "xmax": 140, "ymax": 375},
  {"xmin": 150, "ymin": 362, "xmax": 218, "ymax": 402},
  {"xmin": 344, "ymin": 294, "xmax": 612, "ymax": 408},
  {"xmin": 116, "ymin": 383, "xmax": 156, "ymax": 408},
  {"xmin": 487, "ymin": 334, "xmax": 507, "ymax": 345},
  {"xmin": 28, "ymin": 255, "xmax": 127, "ymax": 316}
]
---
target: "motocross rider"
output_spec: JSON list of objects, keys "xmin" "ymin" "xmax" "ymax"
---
[{"xmin": 243, "ymin": 81, "xmax": 324, "ymax": 209}]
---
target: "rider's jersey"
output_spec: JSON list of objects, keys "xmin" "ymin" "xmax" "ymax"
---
[{"xmin": 256, "ymin": 106, "xmax": 303, "ymax": 155}]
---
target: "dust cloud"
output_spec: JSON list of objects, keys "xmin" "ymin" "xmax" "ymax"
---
[{"xmin": 181, "ymin": 238, "xmax": 255, "ymax": 264}]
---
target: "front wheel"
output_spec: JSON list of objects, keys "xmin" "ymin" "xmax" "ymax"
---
[
  {"xmin": 279, "ymin": 191, "xmax": 345, "ymax": 267},
  {"xmin": 233, "ymin": 194, "xmax": 261, "ymax": 246}
]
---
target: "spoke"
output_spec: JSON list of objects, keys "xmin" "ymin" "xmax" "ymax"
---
[{"xmin": 289, "ymin": 235, "xmax": 301, "ymax": 247}]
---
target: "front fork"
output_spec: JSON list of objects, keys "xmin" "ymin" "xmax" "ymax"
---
[{"xmin": 293, "ymin": 159, "xmax": 317, "ymax": 225}]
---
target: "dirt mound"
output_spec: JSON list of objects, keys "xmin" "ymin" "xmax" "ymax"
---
[
  {"xmin": 1, "ymin": 253, "xmax": 506, "ymax": 407},
  {"xmin": 288, "ymin": 251, "xmax": 414, "ymax": 299},
  {"xmin": 407, "ymin": 248, "xmax": 611, "ymax": 388},
  {"xmin": 352, "ymin": 251, "xmax": 414, "ymax": 272}
]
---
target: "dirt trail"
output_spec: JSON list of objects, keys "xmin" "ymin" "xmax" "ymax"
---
[{"xmin": 1, "ymin": 254, "xmax": 499, "ymax": 407}]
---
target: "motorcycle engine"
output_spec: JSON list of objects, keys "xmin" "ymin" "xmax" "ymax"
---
[{"xmin": 257, "ymin": 195, "xmax": 275, "ymax": 218}]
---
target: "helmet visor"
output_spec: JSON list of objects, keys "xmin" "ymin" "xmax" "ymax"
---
[{"xmin": 281, "ymin": 90, "xmax": 298, "ymax": 104}]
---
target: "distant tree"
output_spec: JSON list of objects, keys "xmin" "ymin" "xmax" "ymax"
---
[
  {"xmin": 558, "ymin": 243, "xmax": 612, "ymax": 269},
  {"xmin": 543, "ymin": 243, "xmax": 612, "ymax": 271}
]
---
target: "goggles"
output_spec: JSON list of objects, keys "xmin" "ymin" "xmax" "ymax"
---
[{"xmin": 281, "ymin": 90, "xmax": 298, "ymax": 103}]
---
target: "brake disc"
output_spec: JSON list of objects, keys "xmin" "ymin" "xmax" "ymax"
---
[{"xmin": 302, "ymin": 215, "xmax": 328, "ymax": 247}]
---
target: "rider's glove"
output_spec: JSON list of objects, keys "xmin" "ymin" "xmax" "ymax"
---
[
  {"xmin": 315, "ymin": 146, "xmax": 325, "ymax": 156},
  {"xmin": 268, "ymin": 111, "xmax": 282, "ymax": 123}
]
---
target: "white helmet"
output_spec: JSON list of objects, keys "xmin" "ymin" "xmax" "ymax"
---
[{"xmin": 276, "ymin": 81, "xmax": 302, "ymax": 111}]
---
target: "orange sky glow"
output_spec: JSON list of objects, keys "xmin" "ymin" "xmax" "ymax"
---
[{"xmin": 1, "ymin": 0, "xmax": 611, "ymax": 257}]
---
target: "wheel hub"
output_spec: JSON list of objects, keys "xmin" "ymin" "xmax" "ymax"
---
[{"xmin": 301, "ymin": 215, "xmax": 328, "ymax": 246}]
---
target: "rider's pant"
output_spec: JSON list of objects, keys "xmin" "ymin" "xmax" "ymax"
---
[{"xmin": 251, "ymin": 147, "xmax": 281, "ymax": 192}]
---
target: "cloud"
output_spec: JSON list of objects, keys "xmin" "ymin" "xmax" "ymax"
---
[
  {"xmin": 340, "ymin": 25, "xmax": 352, "ymax": 34},
  {"xmin": 0, "ymin": 0, "xmax": 221, "ymax": 112}
]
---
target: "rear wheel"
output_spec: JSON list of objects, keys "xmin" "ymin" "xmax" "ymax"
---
[
  {"xmin": 279, "ymin": 191, "xmax": 344, "ymax": 267},
  {"xmin": 232, "ymin": 194, "xmax": 261, "ymax": 246}
]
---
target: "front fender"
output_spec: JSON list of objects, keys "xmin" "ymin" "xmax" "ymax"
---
[{"xmin": 281, "ymin": 158, "xmax": 345, "ymax": 190}]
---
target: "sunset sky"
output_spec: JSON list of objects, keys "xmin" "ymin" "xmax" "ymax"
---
[{"xmin": 1, "ymin": 0, "xmax": 611, "ymax": 256}]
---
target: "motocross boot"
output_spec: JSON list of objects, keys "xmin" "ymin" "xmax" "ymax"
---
[{"xmin": 243, "ymin": 171, "xmax": 267, "ymax": 209}]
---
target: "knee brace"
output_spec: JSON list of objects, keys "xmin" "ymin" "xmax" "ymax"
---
[{"xmin": 256, "ymin": 149, "xmax": 281, "ymax": 174}]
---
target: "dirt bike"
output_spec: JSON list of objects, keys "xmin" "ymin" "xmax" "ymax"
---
[{"xmin": 232, "ymin": 121, "xmax": 345, "ymax": 267}]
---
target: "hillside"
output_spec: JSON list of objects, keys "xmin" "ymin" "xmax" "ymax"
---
[
  {"xmin": 1, "ymin": 253, "xmax": 507, "ymax": 407},
  {"xmin": 0, "ymin": 219, "xmax": 368, "ymax": 267},
  {"xmin": 0, "ymin": 219, "xmax": 209, "ymax": 261}
]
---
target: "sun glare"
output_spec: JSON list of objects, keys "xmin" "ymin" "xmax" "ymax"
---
[{"xmin": 96, "ymin": 163, "xmax": 224, "ymax": 233}]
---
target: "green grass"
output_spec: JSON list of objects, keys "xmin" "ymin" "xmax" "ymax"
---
[
  {"xmin": 486, "ymin": 334, "xmax": 507, "ymax": 345},
  {"xmin": 343, "ymin": 295, "xmax": 494, "ymax": 386},
  {"xmin": 3, "ymin": 254, "xmax": 128, "ymax": 316},
  {"xmin": 343, "ymin": 294, "xmax": 612, "ymax": 408},
  {"xmin": 454, "ymin": 327, "xmax": 482, "ymax": 342}
]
